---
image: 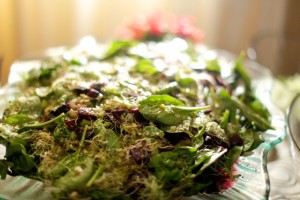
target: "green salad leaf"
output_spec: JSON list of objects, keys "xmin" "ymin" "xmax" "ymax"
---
[{"xmin": 139, "ymin": 95, "xmax": 210, "ymax": 125}]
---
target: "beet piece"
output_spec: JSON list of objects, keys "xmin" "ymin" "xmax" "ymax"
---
[
  {"xmin": 47, "ymin": 102, "xmax": 70, "ymax": 120},
  {"xmin": 129, "ymin": 141, "xmax": 152, "ymax": 165},
  {"xmin": 73, "ymin": 87, "xmax": 89, "ymax": 96},
  {"xmin": 75, "ymin": 126, "xmax": 95, "ymax": 139},
  {"xmin": 87, "ymin": 88, "xmax": 100, "ymax": 98},
  {"xmin": 106, "ymin": 109, "xmax": 125, "ymax": 125},
  {"xmin": 65, "ymin": 119, "xmax": 77, "ymax": 131},
  {"xmin": 130, "ymin": 108, "xmax": 149, "ymax": 126},
  {"xmin": 78, "ymin": 108, "xmax": 97, "ymax": 120},
  {"xmin": 229, "ymin": 134, "xmax": 244, "ymax": 146},
  {"xmin": 90, "ymin": 83, "xmax": 105, "ymax": 92}
]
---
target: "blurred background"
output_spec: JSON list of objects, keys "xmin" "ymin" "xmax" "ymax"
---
[{"xmin": 0, "ymin": 0, "xmax": 299, "ymax": 86}]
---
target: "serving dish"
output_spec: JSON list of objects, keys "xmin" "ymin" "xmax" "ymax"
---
[{"xmin": 0, "ymin": 38, "xmax": 286, "ymax": 200}]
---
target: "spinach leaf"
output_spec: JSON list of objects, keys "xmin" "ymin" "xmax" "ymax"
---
[
  {"xmin": 193, "ymin": 126, "xmax": 206, "ymax": 149},
  {"xmin": 3, "ymin": 137, "xmax": 37, "ymax": 176},
  {"xmin": 234, "ymin": 52, "xmax": 251, "ymax": 93},
  {"xmin": 93, "ymin": 120, "xmax": 120, "ymax": 148},
  {"xmin": 209, "ymin": 88, "xmax": 236, "ymax": 123},
  {"xmin": 26, "ymin": 62, "xmax": 63, "ymax": 87},
  {"xmin": 3, "ymin": 114, "xmax": 35, "ymax": 126},
  {"xmin": 140, "ymin": 94, "xmax": 185, "ymax": 107},
  {"xmin": 51, "ymin": 153, "xmax": 79, "ymax": 178},
  {"xmin": 0, "ymin": 160, "xmax": 10, "ymax": 179},
  {"xmin": 149, "ymin": 151, "xmax": 182, "ymax": 183},
  {"xmin": 211, "ymin": 88, "xmax": 273, "ymax": 131},
  {"xmin": 106, "ymin": 129, "xmax": 120, "ymax": 148},
  {"xmin": 80, "ymin": 71, "xmax": 99, "ymax": 81},
  {"xmin": 149, "ymin": 147, "xmax": 196, "ymax": 184},
  {"xmin": 53, "ymin": 157, "xmax": 95, "ymax": 192},
  {"xmin": 250, "ymin": 100, "xmax": 271, "ymax": 119},
  {"xmin": 0, "ymin": 128, "xmax": 37, "ymax": 178},
  {"xmin": 155, "ymin": 82, "xmax": 178, "ymax": 95},
  {"xmin": 3, "ymin": 96, "xmax": 42, "ymax": 119},
  {"xmin": 231, "ymin": 52, "xmax": 255, "ymax": 102},
  {"xmin": 224, "ymin": 146, "xmax": 243, "ymax": 178},
  {"xmin": 193, "ymin": 148, "xmax": 227, "ymax": 176},
  {"xmin": 176, "ymin": 77, "xmax": 198, "ymax": 89},
  {"xmin": 133, "ymin": 59, "xmax": 158, "ymax": 75},
  {"xmin": 205, "ymin": 121, "xmax": 230, "ymax": 147},
  {"xmin": 53, "ymin": 120, "xmax": 73, "ymax": 141},
  {"xmin": 220, "ymin": 109, "xmax": 230, "ymax": 129},
  {"xmin": 206, "ymin": 59, "xmax": 221, "ymax": 74},
  {"xmin": 35, "ymin": 86, "xmax": 52, "ymax": 97},
  {"xmin": 240, "ymin": 128, "xmax": 264, "ymax": 152},
  {"xmin": 143, "ymin": 126, "xmax": 164, "ymax": 139},
  {"xmin": 232, "ymin": 97, "xmax": 273, "ymax": 131},
  {"xmin": 159, "ymin": 119, "xmax": 193, "ymax": 137},
  {"xmin": 139, "ymin": 95, "xmax": 210, "ymax": 125},
  {"xmin": 101, "ymin": 40, "xmax": 137, "ymax": 60},
  {"xmin": 175, "ymin": 72, "xmax": 198, "ymax": 98}
]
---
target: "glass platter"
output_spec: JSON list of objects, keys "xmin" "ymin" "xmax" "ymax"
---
[{"xmin": 0, "ymin": 47, "xmax": 286, "ymax": 200}]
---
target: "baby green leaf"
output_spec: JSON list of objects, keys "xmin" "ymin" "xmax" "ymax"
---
[
  {"xmin": 3, "ymin": 114, "xmax": 35, "ymax": 126},
  {"xmin": 176, "ymin": 77, "xmax": 198, "ymax": 89},
  {"xmin": 224, "ymin": 146, "xmax": 243, "ymax": 178},
  {"xmin": 106, "ymin": 129, "xmax": 120, "ymax": 148},
  {"xmin": 193, "ymin": 148, "xmax": 227, "ymax": 176},
  {"xmin": 5, "ymin": 141, "xmax": 37, "ymax": 175},
  {"xmin": 232, "ymin": 97, "xmax": 273, "ymax": 131},
  {"xmin": 133, "ymin": 59, "xmax": 158, "ymax": 75},
  {"xmin": 139, "ymin": 95, "xmax": 210, "ymax": 125},
  {"xmin": 53, "ymin": 157, "xmax": 94, "ymax": 192},
  {"xmin": 140, "ymin": 95, "xmax": 185, "ymax": 107},
  {"xmin": 101, "ymin": 40, "xmax": 137, "ymax": 60},
  {"xmin": 206, "ymin": 59, "xmax": 221, "ymax": 74},
  {"xmin": 0, "ymin": 161, "xmax": 10, "ymax": 179}
]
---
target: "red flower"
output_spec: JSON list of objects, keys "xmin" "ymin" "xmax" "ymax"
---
[
  {"xmin": 118, "ymin": 18, "xmax": 148, "ymax": 40},
  {"xmin": 117, "ymin": 13, "xmax": 204, "ymax": 43},
  {"xmin": 170, "ymin": 16, "xmax": 204, "ymax": 42},
  {"xmin": 147, "ymin": 12, "xmax": 167, "ymax": 36}
]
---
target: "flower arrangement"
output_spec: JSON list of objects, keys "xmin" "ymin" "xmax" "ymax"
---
[{"xmin": 118, "ymin": 12, "xmax": 204, "ymax": 43}]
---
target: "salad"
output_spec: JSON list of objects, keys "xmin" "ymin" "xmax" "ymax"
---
[{"xmin": 0, "ymin": 15, "xmax": 273, "ymax": 200}]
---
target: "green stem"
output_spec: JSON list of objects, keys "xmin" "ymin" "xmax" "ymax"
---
[
  {"xmin": 195, "ymin": 125, "xmax": 206, "ymax": 140},
  {"xmin": 220, "ymin": 110, "xmax": 230, "ymax": 129},
  {"xmin": 17, "ymin": 113, "xmax": 65, "ymax": 133},
  {"xmin": 86, "ymin": 165, "xmax": 105, "ymax": 187},
  {"xmin": 79, "ymin": 125, "xmax": 88, "ymax": 149}
]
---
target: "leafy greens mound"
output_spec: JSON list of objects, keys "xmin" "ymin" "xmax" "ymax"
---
[{"xmin": 0, "ymin": 38, "xmax": 273, "ymax": 199}]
